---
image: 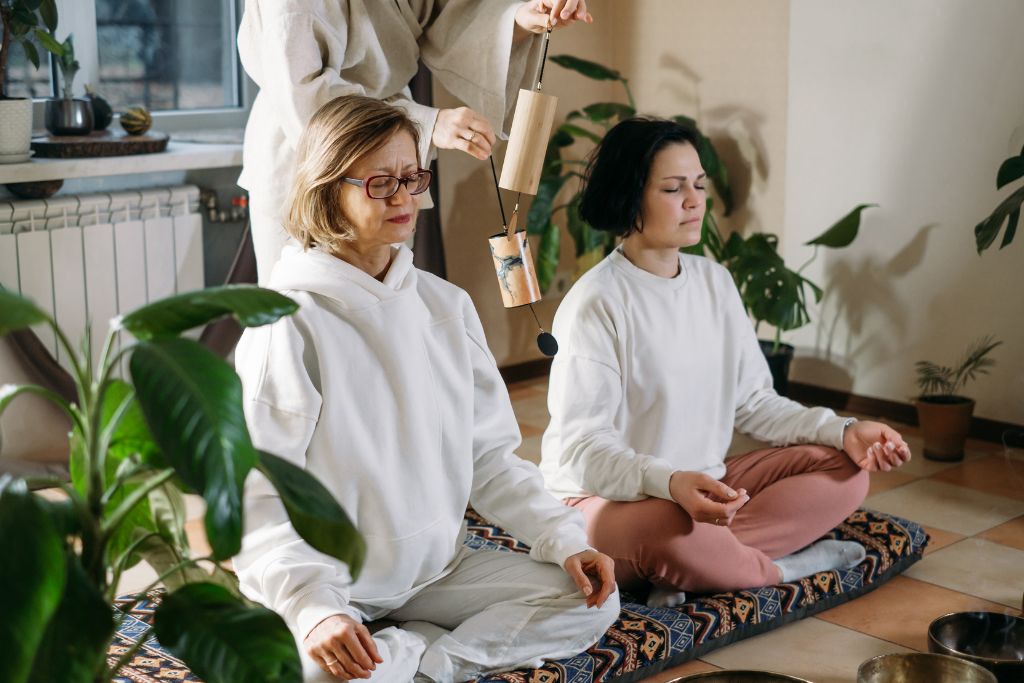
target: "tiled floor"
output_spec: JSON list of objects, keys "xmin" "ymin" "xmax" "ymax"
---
[
  {"xmin": 505, "ymin": 377, "xmax": 1024, "ymax": 682},
  {"xmin": 126, "ymin": 375, "xmax": 1024, "ymax": 682}
]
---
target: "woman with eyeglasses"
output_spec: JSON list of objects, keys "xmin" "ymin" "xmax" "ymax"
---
[
  {"xmin": 233, "ymin": 95, "xmax": 618, "ymax": 683},
  {"xmin": 238, "ymin": 0, "xmax": 594, "ymax": 284},
  {"xmin": 539, "ymin": 117, "xmax": 912, "ymax": 608}
]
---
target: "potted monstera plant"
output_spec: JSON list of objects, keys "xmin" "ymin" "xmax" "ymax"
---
[
  {"xmin": 914, "ymin": 335, "xmax": 1002, "ymax": 461},
  {"xmin": 0, "ymin": 0, "xmax": 56, "ymax": 157},
  {"xmin": 0, "ymin": 285, "xmax": 365, "ymax": 683}
]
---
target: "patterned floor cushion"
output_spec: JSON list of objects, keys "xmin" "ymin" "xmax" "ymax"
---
[{"xmin": 109, "ymin": 508, "xmax": 928, "ymax": 683}]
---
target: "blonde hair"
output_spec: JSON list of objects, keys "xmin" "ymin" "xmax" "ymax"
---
[{"xmin": 285, "ymin": 95, "xmax": 421, "ymax": 252}]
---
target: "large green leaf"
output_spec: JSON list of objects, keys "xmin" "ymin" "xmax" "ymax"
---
[
  {"xmin": 130, "ymin": 338, "xmax": 257, "ymax": 559},
  {"xmin": 0, "ymin": 476, "xmax": 67, "ymax": 683},
  {"xmin": 975, "ymin": 184, "xmax": 1024, "ymax": 253},
  {"xmin": 154, "ymin": 583, "xmax": 302, "ymax": 683},
  {"xmin": 119, "ymin": 285, "xmax": 298, "ymax": 341},
  {"xmin": 0, "ymin": 289, "xmax": 48, "ymax": 335},
  {"xmin": 804, "ymin": 204, "xmax": 877, "ymax": 248},
  {"xmin": 579, "ymin": 102, "xmax": 636, "ymax": 124},
  {"xmin": 526, "ymin": 173, "xmax": 569, "ymax": 236},
  {"xmin": 558, "ymin": 122, "xmax": 603, "ymax": 145},
  {"xmin": 256, "ymin": 451, "xmax": 366, "ymax": 580},
  {"xmin": 39, "ymin": 0, "xmax": 57, "ymax": 32},
  {"xmin": 536, "ymin": 222, "xmax": 561, "ymax": 293},
  {"xmin": 997, "ymin": 155, "xmax": 1024, "ymax": 189},
  {"xmin": 28, "ymin": 558, "xmax": 114, "ymax": 683},
  {"xmin": 32, "ymin": 28, "xmax": 63, "ymax": 56},
  {"xmin": 549, "ymin": 54, "xmax": 622, "ymax": 81},
  {"xmin": 21, "ymin": 39, "xmax": 40, "ymax": 69}
]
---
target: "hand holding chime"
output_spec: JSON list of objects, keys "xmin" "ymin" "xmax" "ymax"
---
[{"xmin": 487, "ymin": 24, "xmax": 559, "ymax": 356}]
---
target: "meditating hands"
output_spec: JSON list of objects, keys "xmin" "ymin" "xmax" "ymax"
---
[
  {"xmin": 669, "ymin": 471, "xmax": 750, "ymax": 527},
  {"xmin": 843, "ymin": 420, "xmax": 912, "ymax": 472},
  {"xmin": 564, "ymin": 549, "xmax": 617, "ymax": 608}
]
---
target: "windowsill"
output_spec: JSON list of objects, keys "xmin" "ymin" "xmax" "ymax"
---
[{"xmin": 0, "ymin": 141, "xmax": 244, "ymax": 185}]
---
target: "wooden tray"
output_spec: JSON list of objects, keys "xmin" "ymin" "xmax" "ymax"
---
[{"xmin": 30, "ymin": 131, "xmax": 170, "ymax": 158}]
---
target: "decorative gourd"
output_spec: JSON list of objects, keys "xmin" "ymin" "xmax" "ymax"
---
[
  {"xmin": 120, "ymin": 106, "xmax": 152, "ymax": 135},
  {"xmin": 84, "ymin": 85, "xmax": 113, "ymax": 131}
]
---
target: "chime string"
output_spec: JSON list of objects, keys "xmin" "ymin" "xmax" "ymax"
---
[
  {"xmin": 488, "ymin": 155, "xmax": 508, "ymax": 229},
  {"xmin": 536, "ymin": 25, "xmax": 553, "ymax": 91}
]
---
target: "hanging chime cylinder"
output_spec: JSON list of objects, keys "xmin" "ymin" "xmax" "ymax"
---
[
  {"xmin": 498, "ymin": 89, "xmax": 558, "ymax": 196},
  {"xmin": 488, "ymin": 230, "xmax": 542, "ymax": 308}
]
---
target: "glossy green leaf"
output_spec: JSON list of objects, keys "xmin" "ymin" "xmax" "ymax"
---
[
  {"xmin": 0, "ymin": 476, "xmax": 67, "ymax": 683},
  {"xmin": 580, "ymin": 102, "xmax": 636, "ymax": 123},
  {"xmin": 155, "ymin": 583, "xmax": 302, "ymax": 683},
  {"xmin": 549, "ymin": 54, "xmax": 622, "ymax": 81},
  {"xmin": 0, "ymin": 289, "xmax": 48, "ymax": 336},
  {"xmin": 33, "ymin": 28, "xmax": 63, "ymax": 56},
  {"xmin": 21, "ymin": 40, "xmax": 40, "ymax": 69},
  {"xmin": 975, "ymin": 184, "xmax": 1024, "ymax": 253},
  {"xmin": 1000, "ymin": 208, "xmax": 1019, "ymax": 249},
  {"xmin": 558, "ymin": 122, "xmax": 603, "ymax": 145},
  {"xmin": 536, "ymin": 222, "xmax": 561, "ymax": 293},
  {"xmin": 256, "ymin": 451, "xmax": 366, "ymax": 580},
  {"xmin": 132, "ymin": 532, "xmax": 213, "ymax": 593},
  {"xmin": 39, "ymin": 0, "xmax": 57, "ymax": 32},
  {"xmin": 804, "ymin": 204, "xmax": 877, "ymax": 248},
  {"xmin": 28, "ymin": 558, "xmax": 114, "ymax": 683},
  {"xmin": 130, "ymin": 338, "xmax": 256, "ymax": 559},
  {"xmin": 119, "ymin": 285, "xmax": 298, "ymax": 341},
  {"xmin": 997, "ymin": 155, "xmax": 1024, "ymax": 189},
  {"xmin": 526, "ymin": 173, "xmax": 569, "ymax": 236}
]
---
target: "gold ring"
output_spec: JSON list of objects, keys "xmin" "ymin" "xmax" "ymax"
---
[
  {"xmin": 469, "ymin": 131, "xmax": 477, "ymax": 143},
  {"xmin": 325, "ymin": 658, "xmax": 339, "ymax": 666},
  {"xmin": 714, "ymin": 518, "xmax": 720, "ymax": 525}
]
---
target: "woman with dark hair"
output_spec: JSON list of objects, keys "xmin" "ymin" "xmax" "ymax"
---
[{"xmin": 539, "ymin": 117, "xmax": 912, "ymax": 607}]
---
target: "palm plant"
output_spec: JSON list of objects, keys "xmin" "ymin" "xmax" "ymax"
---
[
  {"xmin": 915, "ymin": 335, "xmax": 1002, "ymax": 400},
  {"xmin": 0, "ymin": 285, "xmax": 365, "ymax": 683}
]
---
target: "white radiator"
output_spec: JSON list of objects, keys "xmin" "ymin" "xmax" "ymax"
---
[{"xmin": 0, "ymin": 185, "xmax": 204, "ymax": 373}]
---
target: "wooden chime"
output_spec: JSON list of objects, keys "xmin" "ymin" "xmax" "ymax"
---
[{"xmin": 487, "ymin": 25, "xmax": 559, "ymax": 356}]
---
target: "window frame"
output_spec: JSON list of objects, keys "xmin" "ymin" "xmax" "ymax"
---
[{"xmin": 29, "ymin": 0, "xmax": 253, "ymax": 132}]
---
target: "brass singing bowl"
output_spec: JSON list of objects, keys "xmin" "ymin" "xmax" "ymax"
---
[
  {"xmin": 857, "ymin": 652, "xmax": 997, "ymax": 683},
  {"xmin": 671, "ymin": 672, "xmax": 813, "ymax": 683},
  {"xmin": 927, "ymin": 611, "xmax": 1024, "ymax": 683}
]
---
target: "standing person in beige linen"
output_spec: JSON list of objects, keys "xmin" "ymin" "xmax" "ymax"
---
[{"xmin": 237, "ymin": 0, "xmax": 594, "ymax": 283}]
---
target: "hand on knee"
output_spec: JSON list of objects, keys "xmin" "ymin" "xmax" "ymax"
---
[{"xmin": 305, "ymin": 614, "xmax": 383, "ymax": 680}]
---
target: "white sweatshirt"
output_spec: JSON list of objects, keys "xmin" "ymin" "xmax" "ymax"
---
[
  {"xmin": 540, "ymin": 249, "xmax": 849, "ymax": 502},
  {"xmin": 237, "ymin": 0, "xmax": 543, "ymax": 213},
  {"xmin": 233, "ymin": 244, "xmax": 591, "ymax": 639}
]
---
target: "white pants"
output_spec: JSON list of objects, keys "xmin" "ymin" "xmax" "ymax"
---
[{"xmin": 300, "ymin": 547, "xmax": 620, "ymax": 683}]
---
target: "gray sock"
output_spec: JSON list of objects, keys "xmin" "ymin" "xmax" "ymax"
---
[
  {"xmin": 646, "ymin": 586, "xmax": 687, "ymax": 608},
  {"xmin": 774, "ymin": 540, "xmax": 866, "ymax": 582}
]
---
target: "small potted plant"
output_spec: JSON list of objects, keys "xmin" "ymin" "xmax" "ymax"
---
[
  {"xmin": 914, "ymin": 335, "xmax": 1002, "ymax": 461},
  {"xmin": 35, "ymin": 27, "xmax": 92, "ymax": 135},
  {"xmin": 0, "ymin": 0, "xmax": 55, "ymax": 157}
]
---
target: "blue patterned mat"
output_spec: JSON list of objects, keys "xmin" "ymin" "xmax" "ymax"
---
[{"xmin": 109, "ymin": 508, "xmax": 928, "ymax": 682}]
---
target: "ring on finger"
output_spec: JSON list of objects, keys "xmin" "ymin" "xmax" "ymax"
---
[
  {"xmin": 714, "ymin": 517, "xmax": 720, "ymax": 525},
  {"xmin": 324, "ymin": 658, "xmax": 339, "ymax": 666}
]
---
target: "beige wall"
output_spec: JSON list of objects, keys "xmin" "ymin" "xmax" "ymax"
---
[
  {"xmin": 783, "ymin": 0, "xmax": 1024, "ymax": 424},
  {"xmin": 437, "ymin": 0, "xmax": 791, "ymax": 366}
]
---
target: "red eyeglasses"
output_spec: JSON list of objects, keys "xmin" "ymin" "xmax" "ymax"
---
[{"xmin": 342, "ymin": 169, "xmax": 432, "ymax": 199}]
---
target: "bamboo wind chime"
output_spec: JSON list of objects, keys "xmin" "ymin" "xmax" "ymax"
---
[{"xmin": 488, "ymin": 24, "xmax": 559, "ymax": 356}]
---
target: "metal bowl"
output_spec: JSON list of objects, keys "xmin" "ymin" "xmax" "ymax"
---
[
  {"xmin": 671, "ymin": 672, "xmax": 813, "ymax": 683},
  {"xmin": 857, "ymin": 652, "xmax": 997, "ymax": 683},
  {"xmin": 927, "ymin": 611, "xmax": 1024, "ymax": 683}
]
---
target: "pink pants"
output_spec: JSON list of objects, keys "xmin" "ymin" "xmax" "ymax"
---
[{"xmin": 568, "ymin": 445, "xmax": 869, "ymax": 594}]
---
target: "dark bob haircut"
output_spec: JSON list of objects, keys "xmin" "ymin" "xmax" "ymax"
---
[{"xmin": 578, "ymin": 117, "xmax": 701, "ymax": 237}]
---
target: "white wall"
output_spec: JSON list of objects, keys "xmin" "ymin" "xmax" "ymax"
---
[{"xmin": 784, "ymin": 0, "xmax": 1024, "ymax": 424}]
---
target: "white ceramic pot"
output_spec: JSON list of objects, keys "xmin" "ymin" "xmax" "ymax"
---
[{"xmin": 0, "ymin": 97, "xmax": 34, "ymax": 157}]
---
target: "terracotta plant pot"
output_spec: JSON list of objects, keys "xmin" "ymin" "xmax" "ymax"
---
[{"xmin": 915, "ymin": 395, "xmax": 975, "ymax": 462}]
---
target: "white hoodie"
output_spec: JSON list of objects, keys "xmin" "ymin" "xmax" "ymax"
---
[{"xmin": 233, "ymin": 245, "xmax": 590, "ymax": 639}]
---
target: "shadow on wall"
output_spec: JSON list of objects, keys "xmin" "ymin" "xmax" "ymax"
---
[{"xmin": 802, "ymin": 223, "xmax": 939, "ymax": 388}]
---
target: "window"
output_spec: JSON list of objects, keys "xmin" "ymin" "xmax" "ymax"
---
[
  {"xmin": 3, "ymin": 41, "xmax": 51, "ymax": 99},
  {"xmin": 29, "ymin": 0, "xmax": 251, "ymax": 130},
  {"xmin": 95, "ymin": 0, "xmax": 241, "ymax": 112}
]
